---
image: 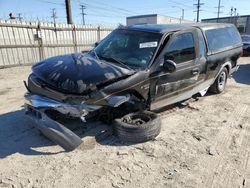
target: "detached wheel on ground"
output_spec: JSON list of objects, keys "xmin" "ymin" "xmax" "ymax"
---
[
  {"xmin": 209, "ymin": 67, "xmax": 228, "ymax": 94},
  {"xmin": 113, "ymin": 111, "xmax": 161, "ymax": 143}
]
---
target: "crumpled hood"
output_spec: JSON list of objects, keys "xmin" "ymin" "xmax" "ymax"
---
[{"xmin": 32, "ymin": 53, "xmax": 134, "ymax": 94}]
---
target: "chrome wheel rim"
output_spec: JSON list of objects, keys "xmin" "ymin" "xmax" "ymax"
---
[{"xmin": 218, "ymin": 72, "xmax": 226, "ymax": 90}]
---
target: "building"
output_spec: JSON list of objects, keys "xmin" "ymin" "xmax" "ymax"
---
[
  {"xmin": 202, "ymin": 15, "xmax": 250, "ymax": 35},
  {"xmin": 126, "ymin": 14, "xmax": 193, "ymax": 26}
]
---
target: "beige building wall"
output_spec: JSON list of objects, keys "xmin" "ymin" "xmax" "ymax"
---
[
  {"xmin": 157, "ymin": 15, "xmax": 193, "ymax": 24},
  {"xmin": 127, "ymin": 15, "xmax": 157, "ymax": 26},
  {"xmin": 127, "ymin": 14, "xmax": 193, "ymax": 26}
]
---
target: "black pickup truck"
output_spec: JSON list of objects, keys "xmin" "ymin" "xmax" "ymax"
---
[{"xmin": 24, "ymin": 23, "xmax": 242, "ymax": 150}]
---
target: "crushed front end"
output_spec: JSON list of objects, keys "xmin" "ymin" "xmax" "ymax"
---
[
  {"xmin": 24, "ymin": 74, "xmax": 103, "ymax": 151},
  {"xmin": 23, "ymin": 53, "xmax": 144, "ymax": 150}
]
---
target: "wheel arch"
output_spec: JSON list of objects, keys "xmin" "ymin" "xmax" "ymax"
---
[
  {"xmin": 224, "ymin": 64, "xmax": 231, "ymax": 74},
  {"xmin": 215, "ymin": 61, "xmax": 232, "ymax": 80}
]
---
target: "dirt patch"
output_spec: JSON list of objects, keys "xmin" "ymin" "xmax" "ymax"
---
[
  {"xmin": 0, "ymin": 89, "xmax": 10, "ymax": 96},
  {"xmin": 0, "ymin": 58, "xmax": 250, "ymax": 187}
]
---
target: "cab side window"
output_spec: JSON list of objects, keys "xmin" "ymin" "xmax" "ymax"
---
[{"xmin": 165, "ymin": 32, "xmax": 195, "ymax": 64}]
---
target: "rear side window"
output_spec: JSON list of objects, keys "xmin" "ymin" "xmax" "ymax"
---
[
  {"xmin": 165, "ymin": 32, "xmax": 195, "ymax": 64},
  {"xmin": 197, "ymin": 29, "xmax": 206, "ymax": 57},
  {"xmin": 205, "ymin": 26, "xmax": 241, "ymax": 53}
]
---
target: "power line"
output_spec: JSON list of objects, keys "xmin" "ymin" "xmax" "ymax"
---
[
  {"xmin": 80, "ymin": 4, "xmax": 86, "ymax": 25},
  {"xmin": 34, "ymin": 0, "xmax": 64, "ymax": 6},
  {"xmin": 194, "ymin": 0, "xmax": 204, "ymax": 22},
  {"xmin": 169, "ymin": 0, "xmax": 193, "ymax": 9},
  {"xmin": 79, "ymin": 0, "xmax": 138, "ymax": 15},
  {"xmin": 172, "ymin": 6, "xmax": 185, "ymax": 22},
  {"xmin": 75, "ymin": 1, "xmax": 133, "ymax": 16}
]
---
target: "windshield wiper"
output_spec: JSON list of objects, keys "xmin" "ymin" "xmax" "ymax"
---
[{"xmin": 99, "ymin": 55, "xmax": 133, "ymax": 71}]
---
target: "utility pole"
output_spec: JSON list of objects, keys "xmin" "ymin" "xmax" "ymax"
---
[
  {"xmin": 65, "ymin": 0, "xmax": 73, "ymax": 24},
  {"xmin": 17, "ymin": 13, "xmax": 23, "ymax": 21},
  {"xmin": 230, "ymin": 7, "xmax": 234, "ymax": 17},
  {"xmin": 172, "ymin": 6, "xmax": 184, "ymax": 23},
  {"xmin": 230, "ymin": 7, "xmax": 234, "ymax": 23},
  {"xmin": 51, "ymin": 8, "xmax": 57, "ymax": 25},
  {"xmin": 182, "ymin": 9, "xmax": 184, "ymax": 20},
  {"xmin": 234, "ymin": 8, "xmax": 237, "ymax": 16},
  {"xmin": 80, "ymin": 5, "xmax": 86, "ymax": 25},
  {"xmin": 234, "ymin": 8, "xmax": 237, "ymax": 25},
  {"xmin": 194, "ymin": 0, "xmax": 204, "ymax": 22},
  {"xmin": 215, "ymin": 0, "xmax": 223, "ymax": 22},
  {"xmin": 180, "ymin": 9, "xmax": 184, "ymax": 23}
]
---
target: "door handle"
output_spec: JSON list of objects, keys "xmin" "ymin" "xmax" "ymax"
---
[{"xmin": 192, "ymin": 68, "xmax": 199, "ymax": 75}]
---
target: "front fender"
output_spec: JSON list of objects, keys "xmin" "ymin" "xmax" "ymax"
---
[{"xmin": 87, "ymin": 70, "xmax": 150, "ymax": 107}]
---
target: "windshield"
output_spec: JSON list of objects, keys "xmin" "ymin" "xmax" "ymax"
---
[
  {"xmin": 241, "ymin": 35, "xmax": 250, "ymax": 43},
  {"xmin": 93, "ymin": 29, "xmax": 162, "ymax": 68}
]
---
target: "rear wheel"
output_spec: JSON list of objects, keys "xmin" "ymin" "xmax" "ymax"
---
[{"xmin": 209, "ymin": 67, "xmax": 228, "ymax": 94}]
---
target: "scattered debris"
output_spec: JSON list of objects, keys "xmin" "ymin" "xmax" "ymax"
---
[
  {"xmin": 206, "ymin": 146, "xmax": 217, "ymax": 156},
  {"xmin": 187, "ymin": 104, "xmax": 200, "ymax": 111},
  {"xmin": 116, "ymin": 151, "xmax": 129, "ymax": 156},
  {"xmin": 191, "ymin": 132, "xmax": 203, "ymax": 141},
  {"xmin": 243, "ymin": 178, "xmax": 246, "ymax": 186},
  {"xmin": 180, "ymin": 162, "xmax": 191, "ymax": 170},
  {"xmin": 164, "ymin": 169, "xmax": 178, "ymax": 180},
  {"xmin": 229, "ymin": 135, "xmax": 238, "ymax": 149}
]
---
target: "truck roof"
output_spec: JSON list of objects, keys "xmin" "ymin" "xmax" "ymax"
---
[{"xmin": 127, "ymin": 23, "xmax": 234, "ymax": 33}]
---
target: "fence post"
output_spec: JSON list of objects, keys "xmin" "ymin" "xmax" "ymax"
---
[
  {"xmin": 72, "ymin": 25, "xmax": 77, "ymax": 53},
  {"xmin": 37, "ymin": 22, "xmax": 44, "ymax": 61},
  {"xmin": 97, "ymin": 26, "xmax": 101, "ymax": 42}
]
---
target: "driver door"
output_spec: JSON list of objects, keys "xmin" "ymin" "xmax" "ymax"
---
[{"xmin": 150, "ymin": 30, "xmax": 202, "ymax": 110}]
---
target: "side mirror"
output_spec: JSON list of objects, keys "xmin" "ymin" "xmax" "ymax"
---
[
  {"xmin": 94, "ymin": 42, "xmax": 99, "ymax": 47},
  {"xmin": 162, "ymin": 58, "xmax": 177, "ymax": 73}
]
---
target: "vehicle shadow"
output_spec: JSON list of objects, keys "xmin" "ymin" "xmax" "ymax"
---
[
  {"xmin": 0, "ymin": 109, "xmax": 64, "ymax": 158},
  {"xmin": 232, "ymin": 64, "xmax": 250, "ymax": 85},
  {"xmin": 0, "ymin": 109, "xmax": 134, "ymax": 158}
]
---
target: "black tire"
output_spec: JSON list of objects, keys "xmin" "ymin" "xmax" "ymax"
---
[
  {"xmin": 113, "ymin": 111, "xmax": 161, "ymax": 143},
  {"xmin": 209, "ymin": 67, "xmax": 228, "ymax": 94}
]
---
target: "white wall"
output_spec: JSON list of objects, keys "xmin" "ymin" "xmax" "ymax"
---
[
  {"xmin": 127, "ymin": 15, "xmax": 157, "ymax": 26},
  {"xmin": 157, "ymin": 15, "xmax": 193, "ymax": 24},
  {"xmin": 127, "ymin": 15, "xmax": 193, "ymax": 26}
]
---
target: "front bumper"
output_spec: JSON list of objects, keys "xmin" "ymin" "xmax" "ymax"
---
[
  {"xmin": 26, "ymin": 106, "xmax": 84, "ymax": 151},
  {"xmin": 24, "ymin": 93, "xmax": 102, "ymax": 151},
  {"xmin": 24, "ymin": 93, "xmax": 102, "ymax": 118}
]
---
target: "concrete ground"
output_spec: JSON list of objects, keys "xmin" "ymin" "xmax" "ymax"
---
[{"xmin": 0, "ymin": 58, "xmax": 250, "ymax": 188}]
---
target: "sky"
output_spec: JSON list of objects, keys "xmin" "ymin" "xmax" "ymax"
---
[{"xmin": 0, "ymin": 0, "xmax": 249, "ymax": 26}]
